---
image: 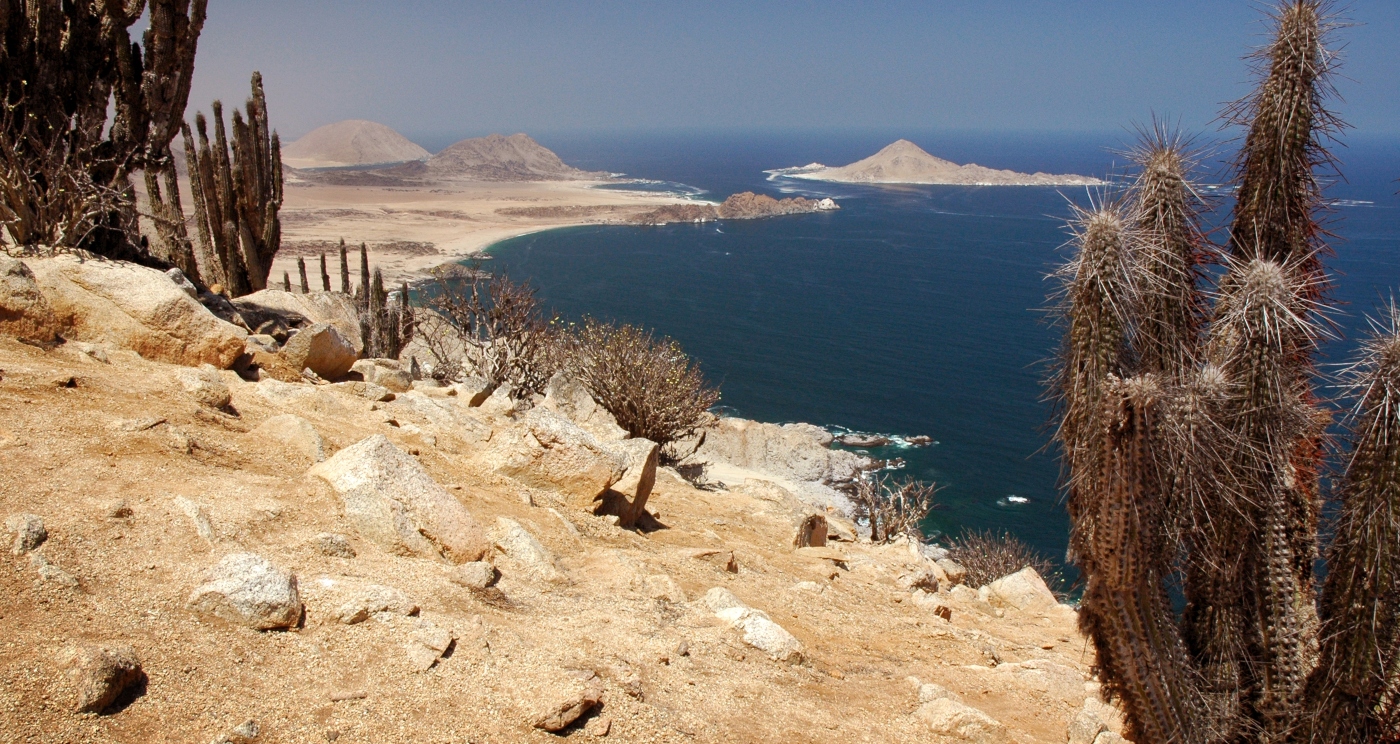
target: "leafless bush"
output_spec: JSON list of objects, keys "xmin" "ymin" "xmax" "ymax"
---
[
  {"xmin": 947, "ymin": 529, "xmax": 1066, "ymax": 596},
  {"xmin": 563, "ymin": 318, "xmax": 720, "ymax": 445},
  {"xmin": 417, "ymin": 270, "xmax": 559, "ymax": 396},
  {"xmin": 850, "ymin": 474, "xmax": 938, "ymax": 543}
]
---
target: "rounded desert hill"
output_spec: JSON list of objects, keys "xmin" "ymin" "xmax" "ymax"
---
[
  {"xmin": 777, "ymin": 138, "xmax": 1101, "ymax": 186},
  {"xmin": 425, "ymin": 133, "xmax": 606, "ymax": 181},
  {"xmin": 281, "ymin": 120, "xmax": 430, "ymax": 169}
]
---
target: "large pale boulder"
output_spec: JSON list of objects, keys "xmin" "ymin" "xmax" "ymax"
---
[
  {"xmin": 714, "ymin": 607, "xmax": 803, "ymax": 663},
  {"xmin": 915, "ymin": 698, "xmax": 1009, "ymax": 743},
  {"xmin": 280, "ymin": 322, "xmax": 356, "ymax": 380},
  {"xmin": 985, "ymin": 566, "xmax": 1059, "ymax": 613},
  {"xmin": 490, "ymin": 517, "xmax": 563, "ymax": 582},
  {"xmin": 540, "ymin": 372, "xmax": 627, "ymax": 441},
  {"xmin": 186, "ymin": 553, "xmax": 302, "ymax": 630},
  {"xmin": 604, "ymin": 437, "xmax": 659, "ymax": 527},
  {"xmin": 478, "ymin": 407, "xmax": 625, "ymax": 508},
  {"xmin": 232, "ymin": 289, "xmax": 363, "ymax": 353},
  {"xmin": 58, "ymin": 644, "xmax": 144, "ymax": 713},
  {"xmin": 0, "ymin": 257, "xmax": 57, "ymax": 338},
  {"xmin": 352, "ymin": 358, "xmax": 412, "ymax": 392},
  {"xmin": 309, "ymin": 435, "xmax": 489, "ymax": 563},
  {"xmin": 691, "ymin": 416, "xmax": 866, "ymax": 486},
  {"xmin": 25, "ymin": 254, "xmax": 246, "ymax": 367}
]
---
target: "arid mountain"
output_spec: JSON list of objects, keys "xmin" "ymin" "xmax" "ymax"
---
[
  {"xmin": 281, "ymin": 120, "xmax": 430, "ymax": 169},
  {"xmin": 773, "ymin": 139, "xmax": 1101, "ymax": 186},
  {"xmin": 424, "ymin": 133, "xmax": 606, "ymax": 181}
]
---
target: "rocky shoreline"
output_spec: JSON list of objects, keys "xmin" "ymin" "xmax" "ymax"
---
[{"xmin": 629, "ymin": 191, "xmax": 838, "ymax": 226}]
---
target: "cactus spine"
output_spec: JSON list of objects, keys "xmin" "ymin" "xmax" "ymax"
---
[
  {"xmin": 1052, "ymin": 3, "xmax": 1397, "ymax": 742},
  {"xmin": 182, "ymin": 73, "xmax": 283, "ymax": 297}
]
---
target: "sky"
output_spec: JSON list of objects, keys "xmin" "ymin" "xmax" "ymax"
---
[{"xmin": 183, "ymin": 1, "xmax": 1400, "ymax": 145}]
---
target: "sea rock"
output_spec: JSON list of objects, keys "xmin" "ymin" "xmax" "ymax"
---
[
  {"xmin": 59, "ymin": 644, "xmax": 143, "ymax": 713},
  {"xmin": 309, "ymin": 435, "xmax": 489, "ymax": 563},
  {"xmin": 186, "ymin": 553, "xmax": 302, "ymax": 630},
  {"xmin": 25, "ymin": 254, "xmax": 247, "ymax": 368},
  {"xmin": 174, "ymin": 364, "xmax": 232, "ymax": 409},
  {"xmin": 604, "ymin": 437, "xmax": 658, "ymax": 527},
  {"xmin": 254, "ymin": 414, "xmax": 327, "ymax": 464},
  {"xmin": 232, "ymin": 289, "xmax": 364, "ymax": 354},
  {"xmin": 915, "ymin": 698, "xmax": 1009, "ymax": 743},
  {"xmin": 478, "ymin": 407, "xmax": 626, "ymax": 508},
  {"xmin": 0, "ymin": 257, "xmax": 57, "ymax": 339},
  {"xmin": 628, "ymin": 203, "xmax": 719, "ymax": 225},
  {"xmin": 280, "ymin": 323, "xmax": 356, "ymax": 380},
  {"xmin": 541, "ymin": 372, "xmax": 627, "ymax": 441},
  {"xmin": 7, "ymin": 513, "xmax": 47, "ymax": 555},
  {"xmin": 985, "ymin": 566, "xmax": 1058, "ymax": 613},
  {"xmin": 352, "ymin": 358, "xmax": 412, "ymax": 393},
  {"xmin": 490, "ymin": 518, "xmax": 563, "ymax": 582},
  {"xmin": 836, "ymin": 433, "xmax": 890, "ymax": 448},
  {"xmin": 450, "ymin": 561, "xmax": 499, "ymax": 590}
]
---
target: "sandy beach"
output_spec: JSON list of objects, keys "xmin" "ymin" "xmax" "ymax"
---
[{"xmin": 268, "ymin": 176, "xmax": 699, "ymax": 286}]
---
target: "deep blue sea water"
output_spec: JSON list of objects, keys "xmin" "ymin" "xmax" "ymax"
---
[{"xmin": 472, "ymin": 130, "xmax": 1400, "ymax": 569}]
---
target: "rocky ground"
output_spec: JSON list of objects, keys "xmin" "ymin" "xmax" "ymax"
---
[{"xmin": 0, "ymin": 254, "xmax": 1132, "ymax": 743}]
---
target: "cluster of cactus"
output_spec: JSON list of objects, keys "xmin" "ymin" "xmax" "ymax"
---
[
  {"xmin": 0, "ymin": 0, "xmax": 206, "ymax": 260},
  {"xmin": 181, "ymin": 72, "xmax": 283, "ymax": 297},
  {"xmin": 1051, "ymin": 3, "xmax": 1399, "ymax": 742}
]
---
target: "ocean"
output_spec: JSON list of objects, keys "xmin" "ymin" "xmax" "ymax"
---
[{"xmin": 471, "ymin": 129, "xmax": 1400, "ymax": 572}]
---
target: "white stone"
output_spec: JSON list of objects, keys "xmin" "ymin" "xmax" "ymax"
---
[
  {"xmin": 186, "ymin": 553, "xmax": 302, "ymax": 630},
  {"xmin": 489, "ymin": 517, "xmax": 563, "ymax": 582},
  {"xmin": 174, "ymin": 364, "xmax": 232, "ymax": 409},
  {"xmin": 915, "ymin": 698, "xmax": 1009, "ymax": 743},
  {"xmin": 280, "ymin": 322, "xmax": 357, "ymax": 380},
  {"xmin": 985, "ymin": 566, "xmax": 1059, "ymax": 613}
]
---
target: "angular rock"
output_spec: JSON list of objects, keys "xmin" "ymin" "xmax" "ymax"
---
[
  {"xmin": 174, "ymin": 364, "xmax": 232, "ymax": 409},
  {"xmin": 692, "ymin": 416, "xmax": 868, "ymax": 486},
  {"xmin": 715, "ymin": 606, "xmax": 803, "ymax": 662},
  {"xmin": 26, "ymin": 254, "xmax": 247, "ymax": 368},
  {"xmin": 7, "ymin": 513, "xmax": 47, "ymax": 555},
  {"xmin": 335, "ymin": 583, "xmax": 419, "ymax": 624},
  {"xmin": 165, "ymin": 268, "xmax": 198, "ymax": 298},
  {"xmin": 308, "ymin": 435, "xmax": 489, "ymax": 563},
  {"xmin": 918, "ymin": 682, "xmax": 963, "ymax": 704},
  {"xmin": 985, "ymin": 566, "xmax": 1058, "ymax": 613},
  {"xmin": 232, "ymin": 288, "xmax": 364, "ymax": 354},
  {"xmin": 533, "ymin": 674, "xmax": 604, "ymax": 732},
  {"xmin": 541, "ymin": 372, "xmax": 627, "ymax": 441},
  {"xmin": 406, "ymin": 624, "xmax": 455, "ymax": 671},
  {"xmin": 59, "ymin": 644, "xmax": 143, "ymax": 713},
  {"xmin": 254, "ymin": 414, "xmax": 327, "ymax": 464},
  {"xmin": 211, "ymin": 719, "xmax": 260, "ymax": 744},
  {"xmin": 1069, "ymin": 701, "xmax": 1109, "ymax": 744},
  {"xmin": 450, "ymin": 561, "xmax": 499, "ymax": 590},
  {"xmin": 311, "ymin": 533, "xmax": 356, "ymax": 558},
  {"xmin": 174, "ymin": 496, "xmax": 217, "ymax": 544},
  {"xmin": 936, "ymin": 558, "xmax": 968, "ymax": 585},
  {"xmin": 0, "ymin": 257, "xmax": 58, "ymax": 339},
  {"xmin": 701, "ymin": 587, "xmax": 745, "ymax": 613},
  {"xmin": 352, "ymin": 359, "xmax": 412, "ymax": 393},
  {"xmin": 30, "ymin": 553, "xmax": 80, "ymax": 588},
  {"xmin": 455, "ymin": 376, "xmax": 495, "ymax": 407},
  {"xmin": 1095, "ymin": 732, "xmax": 1128, "ymax": 744},
  {"xmin": 280, "ymin": 323, "xmax": 356, "ymax": 380},
  {"xmin": 792, "ymin": 514, "xmax": 828, "ymax": 548},
  {"xmin": 604, "ymin": 437, "xmax": 658, "ymax": 528},
  {"xmin": 490, "ymin": 518, "xmax": 563, "ymax": 582},
  {"xmin": 244, "ymin": 334, "xmax": 279, "ymax": 355},
  {"xmin": 478, "ymin": 408, "xmax": 626, "ymax": 508},
  {"xmin": 328, "ymin": 380, "xmax": 394, "ymax": 402},
  {"xmin": 915, "ymin": 698, "xmax": 1009, "ymax": 743},
  {"xmin": 186, "ymin": 553, "xmax": 302, "ymax": 630}
]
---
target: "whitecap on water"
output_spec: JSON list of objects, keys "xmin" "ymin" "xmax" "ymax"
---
[{"xmin": 996, "ymin": 495, "xmax": 1030, "ymax": 507}]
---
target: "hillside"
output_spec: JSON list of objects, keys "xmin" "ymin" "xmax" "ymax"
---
[
  {"xmin": 281, "ymin": 120, "xmax": 430, "ymax": 169},
  {"xmin": 424, "ymin": 133, "xmax": 607, "ymax": 181},
  {"xmin": 774, "ymin": 140, "xmax": 1102, "ymax": 187}
]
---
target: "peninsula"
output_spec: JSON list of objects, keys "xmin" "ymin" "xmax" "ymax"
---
[{"xmin": 770, "ymin": 139, "xmax": 1102, "ymax": 187}]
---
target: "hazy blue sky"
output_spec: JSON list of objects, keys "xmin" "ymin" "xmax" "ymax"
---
[{"xmin": 183, "ymin": 1, "xmax": 1400, "ymax": 144}]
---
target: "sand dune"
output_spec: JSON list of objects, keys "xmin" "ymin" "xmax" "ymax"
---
[
  {"xmin": 281, "ymin": 120, "xmax": 430, "ymax": 169},
  {"xmin": 773, "ymin": 139, "xmax": 1101, "ymax": 186},
  {"xmin": 422, "ymin": 133, "xmax": 607, "ymax": 181}
]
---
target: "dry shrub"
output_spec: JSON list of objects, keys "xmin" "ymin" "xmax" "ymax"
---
[
  {"xmin": 417, "ymin": 270, "xmax": 559, "ymax": 396},
  {"xmin": 947, "ymin": 529, "xmax": 1065, "ymax": 595},
  {"xmin": 563, "ymin": 318, "xmax": 719, "ymax": 446},
  {"xmin": 851, "ymin": 475, "xmax": 938, "ymax": 543}
]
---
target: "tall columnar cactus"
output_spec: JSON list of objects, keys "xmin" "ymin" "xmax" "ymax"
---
[
  {"xmin": 182, "ymin": 73, "xmax": 283, "ymax": 297},
  {"xmin": 1052, "ymin": 3, "xmax": 1396, "ymax": 743},
  {"xmin": 360, "ymin": 269, "xmax": 413, "ymax": 359}
]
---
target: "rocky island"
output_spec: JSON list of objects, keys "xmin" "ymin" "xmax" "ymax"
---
[
  {"xmin": 770, "ymin": 139, "xmax": 1102, "ymax": 187},
  {"xmin": 629, "ymin": 192, "xmax": 839, "ymax": 225}
]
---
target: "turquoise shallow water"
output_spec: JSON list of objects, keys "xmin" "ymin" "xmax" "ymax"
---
[{"xmin": 470, "ymin": 130, "xmax": 1400, "ymax": 571}]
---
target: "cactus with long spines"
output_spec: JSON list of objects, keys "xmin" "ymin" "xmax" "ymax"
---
[
  {"xmin": 183, "ymin": 73, "xmax": 283, "ymax": 297},
  {"xmin": 1051, "ymin": 4, "xmax": 1400, "ymax": 742}
]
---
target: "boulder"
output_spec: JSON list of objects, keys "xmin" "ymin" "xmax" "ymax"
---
[
  {"xmin": 985, "ymin": 566, "xmax": 1059, "ymax": 613},
  {"xmin": 351, "ymin": 358, "xmax": 413, "ymax": 393},
  {"xmin": 308, "ymin": 435, "xmax": 489, "ymax": 563},
  {"xmin": 328, "ymin": 380, "xmax": 394, "ymax": 402},
  {"xmin": 6, "ymin": 513, "xmax": 47, "ymax": 555},
  {"xmin": 406, "ymin": 623, "xmax": 454, "ymax": 671},
  {"xmin": 540, "ymin": 372, "xmax": 627, "ymax": 441},
  {"xmin": 792, "ymin": 514, "xmax": 828, "ymax": 548},
  {"xmin": 936, "ymin": 558, "xmax": 968, "ymax": 585},
  {"xmin": 59, "ymin": 644, "xmax": 143, "ymax": 713},
  {"xmin": 280, "ymin": 322, "xmax": 356, "ymax": 380},
  {"xmin": 604, "ymin": 437, "xmax": 658, "ymax": 527},
  {"xmin": 533, "ymin": 673, "xmax": 603, "ymax": 732},
  {"xmin": 490, "ymin": 518, "xmax": 563, "ymax": 582},
  {"xmin": 173, "ymin": 364, "xmax": 232, "ymax": 409},
  {"xmin": 0, "ymin": 257, "xmax": 57, "ymax": 339},
  {"xmin": 254, "ymin": 414, "xmax": 327, "ymax": 464},
  {"xmin": 331, "ymin": 582, "xmax": 419, "ymax": 624},
  {"xmin": 186, "ymin": 553, "xmax": 302, "ymax": 630},
  {"xmin": 915, "ymin": 698, "xmax": 1009, "ymax": 743},
  {"xmin": 450, "ymin": 561, "xmax": 499, "ymax": 590},
  {"xmin": 1069, "ymin": 701, "xmax": 1108, "ymax": 744},
  {"xmin": 715, "ymin": 606, "xmax": 803, "ymax": 662},
  {"xmin": 231, "ymin": 289, "xmax": 364, "ymax": 354},
  {"xmin": 692, "ymin": 416, "xmax": 868, "ymax": 486},
  {"xmin": 478, "ymin": 408, "xmax": 626, "ymax": 508},
  {"xmin": 24, "ymin": 254, "xmax": 247, "ymax": 367},
  {"xmin": 701, "ymin": 587, "xmax": 746, "ymax": 613}
]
